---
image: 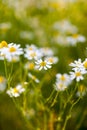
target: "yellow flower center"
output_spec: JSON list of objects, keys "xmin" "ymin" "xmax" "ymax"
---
[
  {"xmin": 83, "ymin": 61, "xmax": 87, "ymax": 69},
  {"xmin": 60, "ymin": 75, "xmax": 66, "ymax": 81},
  {"xmin": 48, "ymin": 58, "xmax": 54, "ymax": 63},
  {"xmin": 79, "ymin": 85, "xmax": 85, "ymax": 92},
  {"xmin": 32, "ymin": 75, "xmax": 36, "ymax": 80},
  {"xmin": 9, "ymin": 47, "xmax": 16, "ymax": 52},
  {"xmin": 72, "ymin": 34, "xmax": 78, "ymax": 39},
  {"xmin": 29, "ymin": 47, "xmax": 33, "ymax": 50},
  {"xmin": 30, "ymin": 52, "xmax": 36, "ymax": 57},
  {"xmin": 0, "ymin": 41, "xmax": 8, "ymax": 48},
  {"xmin": 13, "ymin": 88, "xmax": 18, "ymax": 93},
  {"xmin": 59, "ymin": 83, "xmax": 63, "ymax": 88},
  {"xmin": 75, "ymin": 72, "xmax": 81, "ymax": 77},
  {"xmin": 29, "ymin": 63, "xmax": 35, "ymax": 70},
  {"xmin": 0, "ymin": 76, "xmax": 4, "ymax": 83},
  {"xmin": 40, "ymin": 61, "xmax": 46, "ymax": 67}
]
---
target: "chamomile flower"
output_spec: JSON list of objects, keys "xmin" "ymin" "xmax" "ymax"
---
[
  {"xmin": 67, "ymin": 34, "xmax": 86, "ymax": 45},
  {"xmin": 53, "ymin": 35, "xmax": 68, "ymax": 46},
  {"xmin": 83, "ymin": 58, "xmax": 87, "ymax": 70},
  {"xmin": 7, "ymin": 55, "xmax": 20, "ymax": 62},
  {"xmin": 56, "ymin": 73, "xmax": 71, "ymax": 86},
  {"xmin": 0, "ymin": 22, "xmax": 11, "ymax": 30},
  {"xmin": 53, "ymin": 20, "xmax": 78, "ymax": 34},
  {"xmin": 35, "ymin": 59, "xmax": 52, "ymax": 70},
  {"xmin": 76, "ymin": 85, "xmax": 87, "ymax": 97},
  {"xmin": 24, "ymin": 49, "xmax": 41, "ymax": 60},
  {"xmin": 55, "ymin": 82, "xmax": 67, "ymax": 91},
  {"xmin": 0, "ymin": 42, "xmax": 23, "ymax": 61},
  {"xmin": 70, "ymin": 69, "xmax": 86, "ymax": 82},
  {"xmin": 24, "ymin": 44, "xmax": 43, "ymax": 60},
  {"xmin": 45, "ymin": 56, "xmax": 58, "ymax": 64},
  {"xmin": 6, "ymin": 84, "xmax": 25, "ymax": 97},
  {"xmin": 24, "ymin": 62, "xmax": 35, "ymax": 70},
  {"xmin": 69, "ymin": 59, "xmax": 84, "ymax": 71},
  {"xmin": 20, "ymin": 31, "xmax": 34, "ymax": 40},
  {"xmin": 28, "ymin": 73, "xmax": 40, "ymax": 83},
  {"xmin": 0, "ymin": 76, "xmax": 6, "ymax": 92},
  {"xmin": 0, "ymin": 40, "xmax": 8, "ymax": 48},
  {"xmin": 40, "ymin": 47, "xmax": 53, "ymax": 56},
  {"xmin": 24, "ymin": 44, "xmax": 37, "ymax": 52}
]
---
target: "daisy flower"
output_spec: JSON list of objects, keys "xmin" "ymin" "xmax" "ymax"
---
[
  {"xmin": 24, "ymin": 44, "xmax": 37, "ymax": 52},
  {"xmin": 56, "ymin": 73, "xmax": 72, "ymax": 86},
  {"xmin": 53, "ymin": 20, "xmax": 78, "ymax": 34},
  {"xmin": 40, "ymin": 47, "xmax": 53, "ymax": 57},
  {"xmin": 55, "ymin": 82, "xmax": 67, "ymax": 91},
  {"xmin": 69, "ymin": 59, "xmax": 84, "ymax": 71},
  {"xmin": 28, "ymin": 73, "xmax": 40, "ymax": 83},
  {"xmin": 83, "ymin": 58, "xmax": 87, "ymax": 70},
  {"xmin": 45, "ymin": 56, "xmax": 58, "ymax": 64},
  {"xmin": 6, "ymin": 84, "xmax": 25, "ymax": 97},
  {"xmin": 76, "ymin": 85, "xmax": 87, "ymax": 97},
  {"xmin": 70, "ymin": 69, "xmax": 86, "ymax": 82},
  {"xmin": 0, "ymin": 42, "xmax": 23, "ymax": 61},
  {"xmin": 24, "ymin": 49, "xmax": 42, "ymax": 60},
  {"xmin": 0, "ymin": 22, "xmax": 11, "ymax": 30},
  {"xmin": 67, "ymin": 34, "xmax": 86, "ymax": 45},
  {"xmin": 53, "ymin": 35, "xmax": 68, "ymax": 46},
  {"xmin": 0, "ymin": 76, "xmax": 6, "ymax": 92},
  {"xmin": 35, "ymin": 59, "xmax": 52, "ymax": 70},
  {"xmin": 24, "ymin": 62, "xmax": 35, "ymax": 70}
]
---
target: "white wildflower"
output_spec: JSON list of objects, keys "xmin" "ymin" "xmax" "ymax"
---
[
  {"xmin": 70, "ymin": 70, "xmax": 86, "ymax": 82},
  {"xmin": 69, "ymin": 59, "xmax": 84, "ymax": 71},
  {"xmin": 35, "ymin": 59, "xmax": 52, "ymax": 70},
  {"xmin": 28, "ymin": 73, "xmax": 40, "ymax": 83},
  {"xmin": 67, "ymin": 34, "xmax": 86, "ymax": 45},
  {"xmin": 45, "ymin": 56, "xmax": 58, "ymax": 64},
  {"xmin": 0, "ymin": 76, "xmax": 6, "ymax": 92},
  {"xmin": 6, "ymin": 84, "xmax": 25, "ymax": 97}
]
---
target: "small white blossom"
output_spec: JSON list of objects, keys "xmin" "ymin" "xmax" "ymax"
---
[
  {"xmin": 70, "ymin": 70, "xmax": 86, "ymax": 82},
  {"xmin": 69, "ymin": 59, "xmax": 84, "ymax": 71},
  {"xmin": 76, "ymin": 85, "xmax": 87, "ymax": 97},
  {"xmin": 55, "ymin": 82, "xmax": 67, "ymax": 91},
  {"xmin": 54, "ymin": 73, "xmax": 72, "ymax": 91},
  {"xmin": 0, "ymin": 76, "xmax": 6, "ymax": 92},
  {"xmin": 67, "ymin": 34, "xmax": 86, "ymax": 45},
  {"xmin": 24, "ymin": 44, "xmax": 42, "ymax": 60},
  {"xmin": 20, "ymin": 31, "xmax": 34, "ymax": 40},
  {"xmin": 24, "ymin": 44, "xmax": 37, "ymax": 52},
  {"xmin": 6, "ymin": 84, "xmax": 25, "ymax": 97},
  {"xmin": 40, "ymin": 47, "xmax": 54, "ymax": 57},
  {"xmin": 28, "ymin": 73, "xmax": 40, "ymax": 83},
  {"xmin": 24, "ymin": 49, "xmax": 42, "ymax": 60},
  {"xmin": 35, "ymin": 59, "xmax": 52, "ymax": 70},
  {"xmin": 53, "ymin": 35, "xmax": 68, "ymax": 46},
  {"xmin": 0, "ymin": 42, "xmax": 23, "ymax": 61},
  {"xmin": 83, "ymin": 58, "xmax": 87, "ymax": 70},
  {"xmin": 45, "ymin": 56, "xmax": 58, "ymax": 64},
  {"xmin": 0, "ymin": 22, "xmax": 11, "ymax": 30},
  {"xmin": 56, "ymin": 73, "xmax": 72, "ymax": 86},
  {"xmin": 53, "ymin": 20, "xmax": 78, "ymax": 34},
  {"xmin": 24, "ymin": 62, "xmax": 35, "ymax": 70}
]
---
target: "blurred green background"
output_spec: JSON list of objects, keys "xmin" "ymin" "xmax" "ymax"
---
[{"xmin": 0, "ymin": 0, "xmax": 87, "ymax": 130}]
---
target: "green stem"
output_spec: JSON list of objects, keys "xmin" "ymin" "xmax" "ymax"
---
[
  {"xmin": 4, "ymin": 59, "xmax": 8, "ymax": 79},
  {"xmin": 45, "ymin": 89, "xmax": 55, "ymax": 103},
  {"xmin": 62, "ymin": 115, "xmax": 71, "ymax": 130},
  {"xmin": 62, "ymin": 97, "xmax": 81, "ymax": 130},
  {"xmin": 44, "ymin": 112, "xmax": 47, "ymax": 130},
  {"xmin": 51, "ymin": 91, "xmax": 59, "ymax": 107}
]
